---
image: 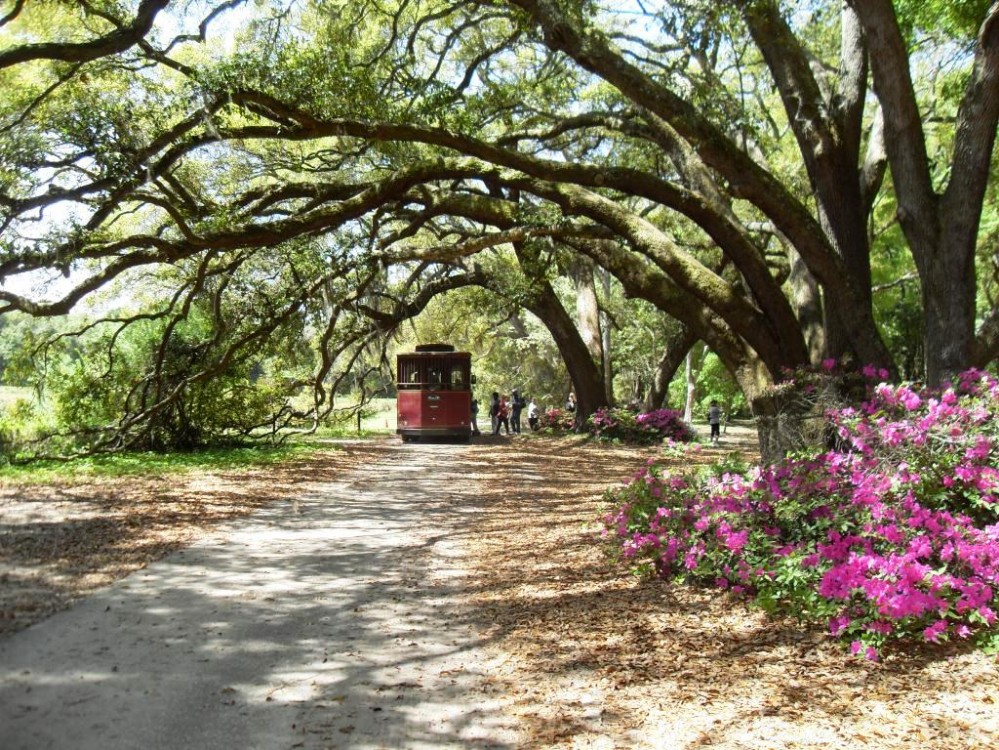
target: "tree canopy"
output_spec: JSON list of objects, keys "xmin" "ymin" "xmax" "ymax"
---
[{"xmin": 0, "ymin": 0, "xmax": 997, "ymax": 455}]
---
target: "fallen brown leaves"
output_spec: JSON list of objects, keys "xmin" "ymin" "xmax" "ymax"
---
[
  {"xmin": 0, "ymin": 441, "xmax": 393, "ymax": 637},
  {"xmin": 1, "ymin": 433, "xmax": 997, "ymax": 749},
  {"xmin": 454, "ymin": 434, "xmax": 999, "ymax": 749}
]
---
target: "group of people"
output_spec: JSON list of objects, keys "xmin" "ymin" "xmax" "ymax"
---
[
  {"xmin": 483, "ymin": 390, "xmax": 539, "ymax": 435},
  {"xmin": 472, "ymin": 391, "xmax": 724, "ymax": 442},
  {"xmin": 469, "ymin": 389, "xmax": 576, "ymax": 436},
  {"xmin": 468, "ymin": 390, "xmax": 533, "ymax": 435}
]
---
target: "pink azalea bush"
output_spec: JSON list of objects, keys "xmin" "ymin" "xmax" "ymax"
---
[
  {"xmin": 601, "ymin": 369, "xmax": 999, "ymax": 658},
  {"xmin": 539, "ymin": 407, "xmax": 576, "ymax": 432},
  {"xmin": 588, "ymin": 407, "xmax": 695, "ymax": 444}
]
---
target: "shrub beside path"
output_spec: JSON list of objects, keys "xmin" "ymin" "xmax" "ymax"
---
[
  {"xmin": 1, "ymin": 430, "xmax": 998, "ymax": 748},
  {"xmin": 458, "ymin": 430, "xmax": 999, "ymax": 749}
]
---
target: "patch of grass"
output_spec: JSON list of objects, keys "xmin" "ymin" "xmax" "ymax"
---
[
  {"xmin": 309, "ymin": 426, "xmax": 390, "ymax": 440},
  {"xmin": 298, "ymin": 397, "xmax": 397, "ymax": 437},
  {"xmin": 0, "ymin": 392, "xmax": 401, "ymax": 481}
]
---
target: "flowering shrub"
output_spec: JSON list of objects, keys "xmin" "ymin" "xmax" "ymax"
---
[
  {"xmin": 601, "ymin": 369, "xmax": 999, "ymax": 658},
  {"xmin": 588, "ymin": 407, "xmax": 695, "ymax": 444},
  {"xmin": 539, "ymin": 407, "xmax": 576, "ymax": 432}
]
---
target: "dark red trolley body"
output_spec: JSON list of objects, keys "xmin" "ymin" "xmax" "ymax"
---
[{"xmin": 396, "ymin": 344, "xmax": 472, "ymax": 441}]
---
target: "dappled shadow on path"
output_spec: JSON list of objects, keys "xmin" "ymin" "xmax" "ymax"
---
[
  {"xmin": 3, "ymin": 434, "xmax": 997, "ymax": 749},
  {"xmin": 0, "ymin": 442, "xmax": 520, "ymax": 750},
  {"xmin": 0, "ymin": 447, "xmax": 395, "ymax": 638}
]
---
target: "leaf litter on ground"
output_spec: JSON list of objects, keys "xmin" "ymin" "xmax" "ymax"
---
[{"xmin": 1, "ymin": 433, "xmax": 996, "ymax": 749}]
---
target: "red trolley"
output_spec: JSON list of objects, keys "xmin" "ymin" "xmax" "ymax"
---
[{"xmin": 396, "ymin": 344, "xmax": 473, "ymax": 441}]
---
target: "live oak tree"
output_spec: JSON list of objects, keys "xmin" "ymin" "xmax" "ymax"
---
[{"xmin": 0, "ymin": 0, "xmax": 996, "ymax": 455}]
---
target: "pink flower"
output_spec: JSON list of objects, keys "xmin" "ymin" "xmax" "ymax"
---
[
  {"xmin": 722, "ymin": 529, "xmax": 749, "ymax": 553},
  {"xmin": 899, "ymin": 388, "xmax": 922, "ymax": 411},
  {"xmin": 829, "ymin": 615, "xmax": 851, "ymax": 635},
  {"xmin": 922, "ymin": 620, "xmax": 948, "ymax": 642},
  {"xmin": 955, "ymin": 464, "xmax": 978, "ymax": 483},
  {"xmin": 965, "ymin": 436, "xmax": 992, "ymax": 461},
  {"xmin": 602, "ymin": 367, "xmax": 999, "ymax": 658}
]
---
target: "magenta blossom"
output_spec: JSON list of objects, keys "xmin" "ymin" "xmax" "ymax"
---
[{"xmin": 600, "ymin": 369, "xmax": 999, "ymax": 656}]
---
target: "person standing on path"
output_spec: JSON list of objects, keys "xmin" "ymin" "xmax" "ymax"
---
[
  {"xmin": 509, "ymin": 389, "xmax": 525, "ymax": 434},
  {"xmin": 471, "ymin": 397, "xmax": 481, "ymax": 436},
  {"xmin": 488, "ymin": 391, "xmax": 500, "ymax": 434},
  {"xmin": 708, "ymin": 400, "xmax": 722, "ymax": 444},
  {"xmin": 494, "ymin": 394, "xmax": 510, "ymax": 435},
  {"xmin": 565, "ymin": 392, "xmax": 576, "ymax": 413},
  {"xmin": 527, "ymin": 398, "xmax": 540, "ymax": 431}
]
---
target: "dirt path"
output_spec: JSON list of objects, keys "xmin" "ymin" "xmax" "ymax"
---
[
  {"xmin": 2, "ymin": 431, "xmax": 998, "ymax": 749},
  {"xmin": 0, "ymin": 441, "xmax": 522, "ymax": 749}
]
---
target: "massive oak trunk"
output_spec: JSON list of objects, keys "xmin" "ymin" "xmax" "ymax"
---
[
  {"xmin": 571, "ymin": 256, "xmax": 604, "ymax": 376},
  {"xmin": 741, "ymin": 1, "xmax": 886, "ymax": 368},
  {"xmin": 524, "ymin": 279, "xmax": 607, "ymax": 428},
  {"xmin": 849, "ymin": 0, "xmax": 999, "ymax": 383},
  {"xmin": 514, "ymin": 243, "xmax": 607, "ymax": 427},
  {"xmin": 786, "ymin": 247, "xmax": 826, "ymax": 363}
]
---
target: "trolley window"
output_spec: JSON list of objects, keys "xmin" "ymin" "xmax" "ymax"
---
[{"xmin": 396, "ymin": 352, "xmax": 471, "ymax": 391}]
